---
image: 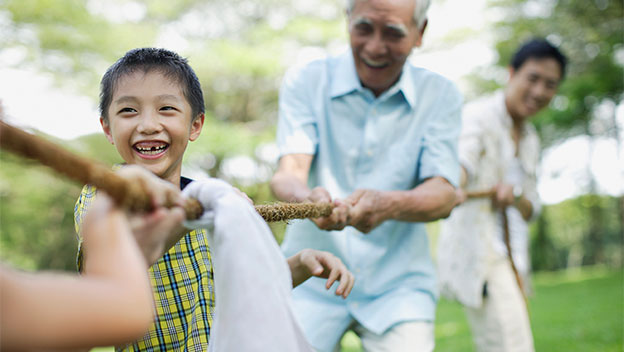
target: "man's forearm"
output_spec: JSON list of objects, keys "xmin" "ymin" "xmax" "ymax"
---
[
  {"xmin": 381, "ymin": 177, "xmax": 457, "ymax": 222},
  {"xmin": 270, "ymin": 172, "xmax": 311, "ymax": 203}
]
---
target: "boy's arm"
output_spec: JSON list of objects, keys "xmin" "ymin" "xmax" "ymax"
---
[
  {"xmin": 287, "ymin": 249, "xmax": 354, "ymax": 299},
  {"xmin": 1, "ymin": 195, "xmax": 154, "ymax": 350}
]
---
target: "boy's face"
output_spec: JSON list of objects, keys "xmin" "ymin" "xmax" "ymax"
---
[{"xmin": 101, "ymin": 70, "xmax": 204, "ymax": 185}]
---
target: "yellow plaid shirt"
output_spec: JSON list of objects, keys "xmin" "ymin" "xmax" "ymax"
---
[{"xmin": 74, "ymin": 178, "xmax": 215, "ymax": 351}]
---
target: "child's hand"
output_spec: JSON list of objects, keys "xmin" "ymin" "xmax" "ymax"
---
[
  {"xmin": 114, "ymin": 165, "xmax": 187, "ymax": 265},
  {"xmin": 126, "ymin": 206, "xmax": 186, "ymax": 266},
  {"xmin": 287, "ymin": 249, "xmax": 355, "ymax": 299},
  {"xmin": 115, "ymin": 165, "xmax": 185, "ymax": 209}
]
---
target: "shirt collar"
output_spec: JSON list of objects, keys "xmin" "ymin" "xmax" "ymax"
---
[
  {"xmin": 396, "ymin": 65, "xmax": 416, "ymax": 109},
  {"xmin": 496, "ymin": 90, "xmax": 530, "ymax": 137},
  {"xmin": 330, "ymin": 51, "xmax": 416, "ymax": 109},
  {"xmin": 330, "ymin": 51, "xmax": 362, "ymax": 98},
  {"xmin": 494, "ymin": 90, "xmax": 512, "ymax": 128}
]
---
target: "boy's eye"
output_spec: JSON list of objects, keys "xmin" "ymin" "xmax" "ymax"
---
[
  {"xmin": 160, "ymin": 106, "xmax": 177, "ymax": 111},
  {"xmin": 118, "ymin": 107, "xmax": 137, "ymax": 114}
]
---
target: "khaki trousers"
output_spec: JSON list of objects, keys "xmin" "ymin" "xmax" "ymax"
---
[
  {"xmin": 465, "ymin": 258, "xmax": 534, "ymax": 352},
  {"xmin": 329, "ymin": 320, "xmax": 434, "ymax": 352}
]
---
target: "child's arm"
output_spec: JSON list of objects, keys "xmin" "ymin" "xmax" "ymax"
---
[
  {"xmin": 287, "ymin": 249, "xmax": 355, "ymax": 298},
  {"xmin": 0, "ymin": 195, "xmax": 154, "ymax": 350}
]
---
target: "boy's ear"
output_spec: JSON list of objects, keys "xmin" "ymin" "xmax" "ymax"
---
[
  {"xmin": 100, "ymin": 117, "xmax": 115, "ymax": 144},
  {"xmin": 189, "ymin": 113, "xmax": 205, "ymax": 142}
]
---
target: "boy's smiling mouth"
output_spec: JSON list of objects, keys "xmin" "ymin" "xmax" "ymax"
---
[{"xmin": 133, "ymin": 141, "xmax": 169, "ymax": 158}]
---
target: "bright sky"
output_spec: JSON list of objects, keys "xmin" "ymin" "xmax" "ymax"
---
[{"xmin": 0, "ymin": 0, "xmax": 622, "ymax": 204}]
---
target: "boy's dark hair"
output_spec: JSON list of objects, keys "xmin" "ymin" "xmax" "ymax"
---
[
  {"xmin": 100, "ymin": 48, "xmax": 205, "ymax": 121},
  {"xmin": 511, "ymin": 39, "xmax": 568, "ymax": 79}
]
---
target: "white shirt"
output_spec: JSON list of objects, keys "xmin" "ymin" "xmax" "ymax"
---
[{"xmin": 437, "ymin": 91, "xmax": 541, "ymax": 308}]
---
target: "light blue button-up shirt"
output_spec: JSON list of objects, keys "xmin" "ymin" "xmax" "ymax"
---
[{"xmin": 277, "ymin": 50, "xmax": 462, "ymax": 351}]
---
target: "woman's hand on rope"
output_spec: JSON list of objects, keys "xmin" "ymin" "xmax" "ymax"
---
[
  {"xmin": 115, "ymin": 166, "xmax": 187, "ymax": 266},
  {"xmin": 307, "ymin": 187, "xmax": 351, "ymax": 231},
  {"xmin": 287, "ymin": 249, "xmax": 354, "ymax": 299},
  {"xmin": 345, "ymin": 189, "xmax": 389, "ymax": 234}
]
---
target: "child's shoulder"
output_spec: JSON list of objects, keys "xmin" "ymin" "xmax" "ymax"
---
[{"xmin": 74, "ymin": 184, "xmax": 98, "ymax": 235}]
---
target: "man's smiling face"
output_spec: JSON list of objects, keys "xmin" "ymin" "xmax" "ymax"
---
[
  {"xmin": 505, "ymin": 57, "xmax": 562, "ymax": 123},
  {"xmin": 348, "ymin": 0, "xmax": 424, "ymax": 96}
]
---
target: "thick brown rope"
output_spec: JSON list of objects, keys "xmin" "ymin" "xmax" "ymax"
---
[
  {"xmin": 255, "ymin": 202, "xmax": 334, "ymax": 222},
  {"xmin": 466, "ymin": 189, "xmax": 529, "ymax": 310},
  {"xmin": 0, "ymin": 120, "xmax": 331, "ymax": 222}
]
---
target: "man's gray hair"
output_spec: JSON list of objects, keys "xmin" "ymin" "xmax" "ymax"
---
[{"xmin": 346, "ymin": 0, "xmax": 431, "ymax": 30}]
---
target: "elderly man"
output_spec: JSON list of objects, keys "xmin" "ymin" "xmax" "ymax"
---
[
  {"xmin": 270, "ymin": 0, "xmax": 462, "ymax": 350},
  {"xmin": 437, "ymin": 39, "xmax": 567, "ymax": 352}
]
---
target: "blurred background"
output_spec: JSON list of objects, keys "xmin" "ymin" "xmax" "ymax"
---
[{"xmin": 0, "ymin": 0, "xmax": 622, "ymax": 350}]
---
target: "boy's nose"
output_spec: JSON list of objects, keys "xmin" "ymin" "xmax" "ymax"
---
[{"xmin": 137, "ymin": 111, "xmax": 163, "ymax": 134}]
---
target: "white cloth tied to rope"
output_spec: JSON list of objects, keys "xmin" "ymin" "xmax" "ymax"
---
[{"xmin": 182, "ymin": 179, "xmax": 312, "ymax": 352}]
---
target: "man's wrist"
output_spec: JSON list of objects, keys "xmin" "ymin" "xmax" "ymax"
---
[{"xmin": 379, "ymin": 190, "xmax": 399, "ymax": 220}]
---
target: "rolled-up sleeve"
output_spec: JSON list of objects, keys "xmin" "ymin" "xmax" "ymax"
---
[
  {"xmin": 523, "ymin": 133, "xmax": 542, "ymax": 221},
  {"xmin": 418, "ymin": 81, "xmax": 463, "ymax": 187},
  {"xmin": 276, "ymin": 66, "xmax": 319, "ymax": 157}
]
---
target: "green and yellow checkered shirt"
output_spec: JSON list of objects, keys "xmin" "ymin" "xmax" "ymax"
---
[{"xmin": 74, "ymin": 179, "xmax": 215, "ymax": 351}]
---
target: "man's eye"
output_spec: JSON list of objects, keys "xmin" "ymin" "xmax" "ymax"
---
[
  {"xmin": 385, "ymin": 30, "xmax": 405, "ymax": 40},
  {"xmin": 355, "ymin": 24, "xmax": 373, "ymax": 34}
]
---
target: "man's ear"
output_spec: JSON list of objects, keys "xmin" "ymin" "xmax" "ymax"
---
[
  {"xmin": 413, "ymin": 19, "xmax": 428, "ymax": 48},
  {"xmin": 100, "ymin": 117, "xmax": 115, "ymax": 144},
  {"xmin": 189, "ymin": 113, "xmax": 205, "ymax": 142},
  {"xmin": 507, "ymin": 65, "xmax": 517, "ymax": 80}
]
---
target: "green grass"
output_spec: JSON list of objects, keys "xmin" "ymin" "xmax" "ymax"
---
[
  {"xmin": 90, "ymin": 267, "xmax": 623, "ymax": 352},
  {"xmin": 343, "ymin": 267, "xmax": 623, "ymax": 351}
]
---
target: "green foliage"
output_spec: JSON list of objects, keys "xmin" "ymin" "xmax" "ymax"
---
[
  {"xmin": 0, "ymin": 152, "xmax": 80, "ymax": 271},
  {"xmin": 479, "ymin": 0, "xmax": 624, "ymax": 147},
  {"xmin": 531, "ymin": 195, "xmax": 623, "ymax": 270}
]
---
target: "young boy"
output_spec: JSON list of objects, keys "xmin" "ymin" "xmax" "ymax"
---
[{"xmin": 75, "ymin": 48, "xmax": 354, "ymax": 351}]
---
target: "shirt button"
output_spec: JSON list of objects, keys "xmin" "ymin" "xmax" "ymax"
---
[
  {"xmin": 352, "ymin": 302, "xmax": 359, "ymax": 308},
  {"xmin": 366, "ymin": 149, "xmax": 373, "ymax": 157}
]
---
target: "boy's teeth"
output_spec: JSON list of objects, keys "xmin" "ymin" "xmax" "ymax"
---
[{"xmin": 135, "ymin": 144, "xmax": 168, "ymax": 155}]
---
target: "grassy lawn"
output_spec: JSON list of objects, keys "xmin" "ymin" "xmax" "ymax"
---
[
  {"xmin": 90, "ymin": 267, "xmax": 623, "ymax": 352},
  {"xmin": 343, "ymin": 267, "xmax": 623, "ymax": 351}
]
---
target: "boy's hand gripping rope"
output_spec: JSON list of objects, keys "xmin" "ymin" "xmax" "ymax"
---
[{"xmin": 0, "ymin": 120, "xmax": 333, "ymax": 222}]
